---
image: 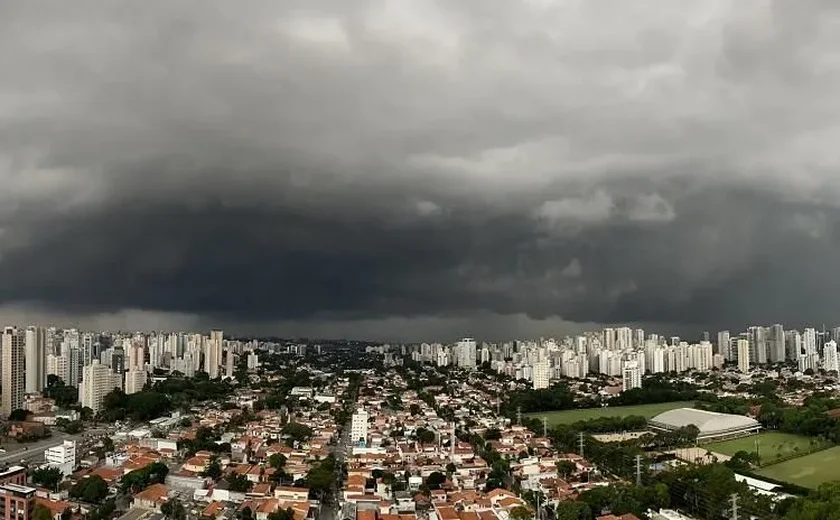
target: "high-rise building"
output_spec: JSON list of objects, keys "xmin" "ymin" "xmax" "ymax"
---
[
  {"xmin": 737, "ymin": 339, "xmax": 750, "ymax": 373},
  {"xmin": 1, "ymin": 327, "xmax": 25, "ymax": 417},
  {"xmin": 124, "ymin": 370, "xmax": 146, "ymax": 395},
  {"xmin": 532, "ymin": 360, "xmax": 550, "ymax": 390},
  {"xmin": 128, "ymin": 343, "xmax": 145, "ymax": 372},
  {"xmin": 225, "ymin": 348, "xmax": 235, "ymax": 378},
  {"xmin": 824, "ymin": 341, "xmax": 839, "ymax": 373},
  {"xmin": 205, "ymin": 331, "xmax": 223, "ymax": 378},
  {"xmin": 79, "ymin": 361, "xmax": 118, "ymax": 413},
  {"xmin": 46, "ymin": 354, "xmax": 68, "ymax": 385},
  {"xmin": 769, "ymin": 324, "xmax": 785, "ymax": 364},
  {"xmin": 716, "ymin": 331, "xmax": 730, "ymax": 361},
  {"xmin": 24, "ymin": 326, "xmax": 46, "ymax": 394},
  {"xmin": 456, "ymin": 338, "xmax": 476, "ymax": 368},
  {"xmin": 350, "ymin": 409, "xmax": 369, "ymax": 447},
  {"xmin": 748, "ymin": 326, "xmax": 767, "ymax": 365},
  {"xmin": 622, "ymin": 360, "xmax": 642, "ymax": 391}
]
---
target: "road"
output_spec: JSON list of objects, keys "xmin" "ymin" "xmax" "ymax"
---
[
  {"xmin": 0, "ymin": 427, "xmax": 108, "ymax": 466},
  {"xmin": 318, "ymin": 420, "xmax": 352, "ymax": 520}
]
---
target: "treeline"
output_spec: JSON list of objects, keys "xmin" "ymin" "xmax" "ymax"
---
[
  {"xmin": 609, "ymin": 376, "xmax": 700, "ymax": 406},
  {"xmin": 507, "ymin": 384, "xmax": 577, "ymax": 413},
  {"xmin": 508, "ymin": 377, "xmax": 700, "ymax": 414},
  {"xmin": 100, "ymin": 374, "xmax": 235, "ymax": 422}
]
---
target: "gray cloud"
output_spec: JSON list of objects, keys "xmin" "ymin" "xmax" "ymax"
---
[{"xmin": 2, "ymin": 1, "xmax": 840, "ymax": 339}]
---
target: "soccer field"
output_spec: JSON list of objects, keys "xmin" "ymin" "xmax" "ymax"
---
[
  {"xmin": 705, "ymin": 432, "xmax": 820, "ymax": 466},
  {"xmin": 527, "ymin": 401, "xmax": 695, "ymax": 426},
  {"xmin": 757, "ymin": 445, "xmax": 840, "ymax": 488}
]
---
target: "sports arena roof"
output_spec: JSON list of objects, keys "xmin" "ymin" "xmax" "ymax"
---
[{"xmin": 649, "ymin": 408, "xmax": 760, "ymax": 440}]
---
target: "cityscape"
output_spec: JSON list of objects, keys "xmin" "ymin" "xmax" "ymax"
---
[{"xmin": 0, "ymin": 324, "xmax": 839, "ymax": 520}]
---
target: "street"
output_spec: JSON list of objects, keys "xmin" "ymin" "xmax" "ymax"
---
[{"xmin": 0, "ymin": 427, "xmax": 107, "ymax": 466}]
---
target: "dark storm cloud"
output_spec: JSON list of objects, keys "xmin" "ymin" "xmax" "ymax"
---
[{"xmin": 3, "ymin": 0, "xmax": 840, "ymax": 336}]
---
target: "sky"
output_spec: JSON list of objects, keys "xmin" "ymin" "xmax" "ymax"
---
[{"xmin": 2, "ymin": 1, "xmax": 840, "ymax": 341}]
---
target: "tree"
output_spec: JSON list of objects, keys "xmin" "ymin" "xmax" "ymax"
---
[
  {"xmin": 8, "ymin": 409, "xmax": 29, "ymax": 422},
  {"xmin": 556, "ymin": 460, "xmax": 577, "ymax": 479},
  {"xmin": 268, "ymin": 453, "xmax": 287, "ymax": 469},
  {"xmin": 161, "ymin": 498, "xmax": 186, "ymax": 520},
  {"xmin": 203, "ymin": 458, "xmax": 223, "ymax": 481},
  {"xmin": 554, "ymin": 502, "xmax": 591, "ymax": 520},
  {"xmin": 509, "ymin": 506, "xmax": 532, "ymax": 520},
  {"xmin": 240, "ymin": 507, "xmax": 253, "ymax": 520},
  {"xmin": 34, "ymin": 505, "xmax": 53, "ymax": 520},
  {"xmin": 227, "ymin": 474, "xmax": 251, "ymax": 492},
  {"xmin": 32, "ymin": 466, "xmax": 64, "ymax": 491},
  {"xmin": 70, "ymin": 475, "xmax": 109, "ymax": 503},
  {"xmin": 121, "ymin": 462, "xmax": 170, "ymax": 493},
  {"xmin": 61, "ymin": 509, "xmax": 72, "ymax": 520},
  {"xmin": 282, "ymin": 423, "xmax": 312, "ymax": 446},
  {"xmin": 426, "ymin": 471, "xmax": 445, "ymax": 490},
  {"xmin": 415, "ymin": 428, "xmax": 435, "ymax": 444},
  {"xmin": 267, "ymin": 508, "xmax": 295, "ymax": 520},
  {"xmin": 484, "ymin": 428, "xmax": 502, "ymax": 440}
]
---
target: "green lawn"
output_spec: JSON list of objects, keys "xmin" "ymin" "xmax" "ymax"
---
[
  {"xmin": 706, "ymin": 432, "xmax": 820, "ymax": 466},
  {"xmin": 527, "ymin": 401, "xmax": 695, "ymax": 426},
  {"xmin": 757, "ymin": 445, "xmax": 840, "ymax": 489}
]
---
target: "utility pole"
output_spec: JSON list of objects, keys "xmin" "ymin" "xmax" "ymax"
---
[
  {"xmin": 542, "ymin": 417, "xmax": 548, "ymax": 438},
  {"xmin": 535, "ymin": 491, "xmax": 540, "ymax": 520},
  {"xmin": 578, "ymin": 432, "xmax": 585, "ymax": 457},
  {"xmin": 635, "ymin": 455, "xmax": 642, "ymax": 486},
  {"xmin": 729, "ymin": 493, "xmax": 739, "ymax": 520},
  {"xmin": 516, "ymin": 406, "xmax": 522, "ymax": 426}
]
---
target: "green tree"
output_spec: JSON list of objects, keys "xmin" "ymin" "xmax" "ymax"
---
[
  {"xmin": 203, "ymin": 458, "xmax": 223, "ymax": 481},
  {"xmin": 70, "ymin": 475, "xmax": 109, "ymax": 503},
  {"xmin": 32, "ymin": 466, "xmax": 64, "ymax": 491},
  {"xmin": 267, "ymin": 508, "xmax": 295, "ymax": 520},
  {"xmin": 282, "ymin": 423, "xmax": 312, "ymax": 446},
  {"xmin": 509, "ymin": 506, "xmax": 532, "ymax": 520},
  {"xmin": 61, "ymin": 509, "xmax": 72, "ymax": 520},
  {"xmin": 34, "ymin": 505, "xmax": 53, "ymax": 520},
  {"xmin": 227, "ymin": 474, "xmax": 251, "ymax": 492},
  {"xmin": 240, "ymin": 507, "xmax": 253, "ymax": 520},
  {"xmin": 426, "ymin": 471, "xmax": 445, "ymax": 490},
  {"xmin": 161, "ymin": 498, "xmax": 186, "ymax": 520},
  {"xmin": 556, "ymin": 460, "xmax": 577, "ymax": 479},
  {"xmin": 8, "ymin": 409, "xmax": 29, "ymax": 422},
  {"xmin": 268, "ymin": 453, "xmax": 287, "ymax": 469}
]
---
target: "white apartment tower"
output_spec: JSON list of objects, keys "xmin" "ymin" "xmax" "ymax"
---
[
  {"xmin": 717, "ymin": 331, "xmax": 730, "ymax": 361},
  {"xmin": 1, "ymin": 327, "xmax": 25, "ymax": 416},
  {"xmin": 25, "ymin": 326, "xmax": 46, "ymax": 394},
  {"xmin": 824, "ymin": 340, "xmax": 839, "ymax": 373},
  {"xmin": 532, "ymin": 360, "xmax": 550, "ymax": 390},
  {"xmin": 206, "ymin": 331, "xmax": 223, "ymax": 378},
  {"xmin": 456, "ymin": 338, "xmax": 476, "ymax": 369},
  {"xmin": 124, "ymin": 370, "xmax": 147, "ymax": 395},
  {"xmin": 622, "ymin": 360, "xmax": 642, "ymax": 391},
  {"xmin": 737, "ymin": 339, "xmax": 750, "ymax": 373},
  {"xmin": 350, "ymin": 409, "xmax": 369, "ymax": 447},
  {"xmin": 80, "ymin": 360, "xmax": 118, "ymax": 413}
]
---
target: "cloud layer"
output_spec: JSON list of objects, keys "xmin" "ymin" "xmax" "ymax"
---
[{"xmin": 3, "ymin": 0, "xmax": 840, "ymax": 338}]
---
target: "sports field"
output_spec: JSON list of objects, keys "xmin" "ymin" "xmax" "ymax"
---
[
  {"xmin": 757, "ymin": 445, "xmax": 840, "ymax": 489},
  {"xmin": 527, "ymin": 401, "xmax": 695, "ymax": 426},
  {"xmin": 705, "ymin": 432, "xmax": 819, "ymax": 466}
]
